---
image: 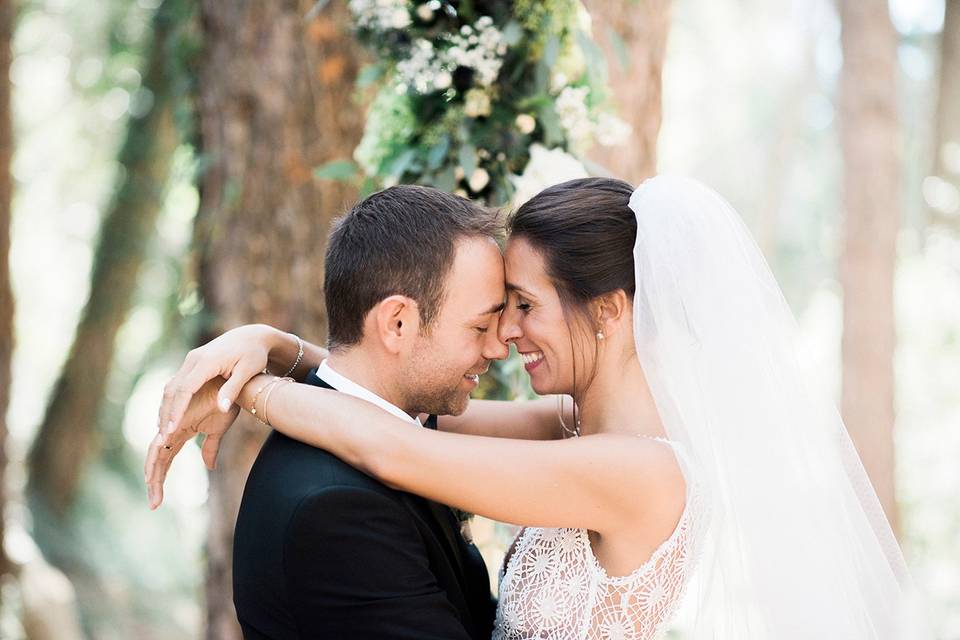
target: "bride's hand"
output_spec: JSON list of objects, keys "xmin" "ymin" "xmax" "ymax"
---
[
  {"xmin": 145, "ymin": 376, "xmax": 240, "ymax": 509},
  {"xmin": 156, "ymin": 323, "xmax": 288, "ymax": 438}
]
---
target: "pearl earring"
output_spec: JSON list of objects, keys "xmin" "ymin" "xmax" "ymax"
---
[{"xmin": 596, "ymin": 329, "xmax": 605, "ymax": 341}]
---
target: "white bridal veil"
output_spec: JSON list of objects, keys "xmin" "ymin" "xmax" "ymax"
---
[{"xmin": 629, "ymin": 176, "xmax": 924, "ymax": 638}]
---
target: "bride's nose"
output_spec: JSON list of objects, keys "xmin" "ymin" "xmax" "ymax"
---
[{"xmin": 497, "ymin": 305, "xmax": 523, "ymax": 346}]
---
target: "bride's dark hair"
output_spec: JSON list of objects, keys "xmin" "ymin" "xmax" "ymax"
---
[{"xmin": 507, "ymin": 177, "xmax": 638, "ymax": 420}]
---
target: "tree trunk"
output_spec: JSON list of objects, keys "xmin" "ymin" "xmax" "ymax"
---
[
  {"xmin": 837, "ymin": 0, "xmax": 900, "ymax": 535},
  {"xmin": 193, "ymin": 2, "xmax": 364, "ymax": 637},
  {"xmin": 930, "ymin": 0, "xmax": 960, "ymax": 229},
  {"xmin": 26, "ymin": 0, "xmax": 182, "ymax": 516},
  {"xmin": 0, "ymin": 0, "xmax": 15, "ymax": 598},
  {"xmin": 583, "ymin": 0, "xmax": 670, "ymax": 183}
]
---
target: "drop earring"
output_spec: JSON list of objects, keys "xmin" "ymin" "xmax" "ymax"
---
[{"xmin": 596, "ymin": 329, "xmax": 605, "ymax": 341}]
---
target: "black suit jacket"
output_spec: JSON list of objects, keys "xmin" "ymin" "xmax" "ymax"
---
[{"xmin": 233, "ymin": 368, "xmax": 496, "ymax": 639}]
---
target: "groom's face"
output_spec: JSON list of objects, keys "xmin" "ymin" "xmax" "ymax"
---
[{"xmin": 399, "ymin": 236, "xmax": 508, "ymax": 416}]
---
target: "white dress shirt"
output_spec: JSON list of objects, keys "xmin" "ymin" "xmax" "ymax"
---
[{"xmin": 317, "ymin": 359, "xmax": 423, "ymax": 427}]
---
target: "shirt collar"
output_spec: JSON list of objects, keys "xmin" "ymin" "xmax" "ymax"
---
[{"xmin": 318, "ymin": 359, "xmax": 422, "ymax": 427}]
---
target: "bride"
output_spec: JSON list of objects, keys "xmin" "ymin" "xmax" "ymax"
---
[{"xmin": 146, "ymin": 176, "xmax": 914, "ymax": 638}]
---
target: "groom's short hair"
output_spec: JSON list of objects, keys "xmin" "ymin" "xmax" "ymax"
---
[{"xmin": 324, "ymin": 185, "xmax": 502, "ymax": 351}]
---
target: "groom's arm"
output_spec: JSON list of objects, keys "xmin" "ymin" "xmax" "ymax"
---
[{"xmin": 283, "ymin": 486, "xmax": 472, "ymax": 640}]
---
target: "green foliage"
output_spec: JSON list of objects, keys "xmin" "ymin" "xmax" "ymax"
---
[{"xmin": 331, "ymin": 0, "xmax": 625, "ymax": 206}]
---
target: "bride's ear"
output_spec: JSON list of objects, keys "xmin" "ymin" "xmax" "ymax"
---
[{"xmin": 594, "ymin": 290, "xmax": 630, "ymax": 336}]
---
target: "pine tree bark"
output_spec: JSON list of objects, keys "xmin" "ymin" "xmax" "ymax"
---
[
  {"xmin": 583, "ymin": 0, "xmax": 671, "ymax": 183},
  {"xmin": 0, "ymin": 0, "xmax": 15, "ymax": 598},
  {"xmin": 26, "ymin": 0, "xmax": 183, "ymax": 516},
  {"xmin": 837, "ymin": 0, "xmax": 900, "ymax": 535},
  {"xmin": 193, "ymin": 2, "xmax": 364, "ymax": 637}
]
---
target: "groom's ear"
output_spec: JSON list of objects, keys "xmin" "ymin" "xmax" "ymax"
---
[{"xmin": 374, "ymin": 295, "xmax": 420, "ymax": 354}]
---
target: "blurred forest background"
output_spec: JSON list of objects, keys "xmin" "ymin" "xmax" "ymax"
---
[{"xmin": 0, "ymin": 0, "xmax": 957, "ymax": 638}]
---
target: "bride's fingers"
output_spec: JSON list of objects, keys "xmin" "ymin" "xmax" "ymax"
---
[
  {"xmin": 216, "ymin": 359, "xmax": 262, "ymax": 413},
  {"xmin": 165, "ymin": 365, "xmax": 221, "ymax": 435}
]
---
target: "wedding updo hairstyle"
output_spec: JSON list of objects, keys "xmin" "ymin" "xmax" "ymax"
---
[{"xmin": 507, "ymin": 177, "xmax": 638, "ymax": 414}]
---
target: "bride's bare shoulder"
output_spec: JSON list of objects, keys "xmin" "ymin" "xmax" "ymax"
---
[{"xmin": 584, "ymin": 433, "xmax": 687, "ymax": 501}]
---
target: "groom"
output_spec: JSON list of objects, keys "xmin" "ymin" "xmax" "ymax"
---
[{"xmin": 226, "ymin": 186, "xmax": 505, "ymax": 639}]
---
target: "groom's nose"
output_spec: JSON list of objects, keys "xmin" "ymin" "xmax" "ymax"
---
[{"xmin": 482, "ymin": 315, "xmax": 509, "ymax": 361}]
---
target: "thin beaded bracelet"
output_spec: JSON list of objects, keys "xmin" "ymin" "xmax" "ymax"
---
[
  {"xmin": 281, "ymin": 334, "xmax": 304, "ymax": 378},
  {"xmin": 262, "ymin": 333, "xmax": 304, "ymax": 377},
  {"xmin": 249, "ymin": 376, "xmax": 276, "ymax": 423},
  {"xmin": 261, "ymin": 376, "xmax": 294, "ymax": 427}
]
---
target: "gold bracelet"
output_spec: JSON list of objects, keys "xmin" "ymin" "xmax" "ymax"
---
[
  {"xmin": 262, "ymin": 377, "xmax": 294, "ymax": 427},
  {"xmin": 280, "ymin": 334, "xmax": 304, "ymax": 378},
  {"xmin": 249, "ymin": 376, "xmax": 277, "ymax": 423}
]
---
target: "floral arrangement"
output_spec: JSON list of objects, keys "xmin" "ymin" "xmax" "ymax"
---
[{"xmin": 316, "ymin": 0, "xmax": 630, "ymax": 207}]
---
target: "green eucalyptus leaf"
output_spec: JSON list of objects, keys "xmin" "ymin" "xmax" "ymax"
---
[
  {"xmin": 387, "ymin": 149, "xmax": 417, "ymax": 178},
  {"xmin": 357, "ymin": 63, "xmax": 386, "ymax": 88},
  {"xmin": 427, "ymin": 135, "xmax": 451, "ymax": 170},
  {"xmin": 435, "ymin": 165, "xmax": 457, "ymax": 193},
  {"xmin": 458, "ymin": 144, "xmax": 478, "ymax": 178},
  {"xmin": 502, "ymin": 20, "xmax": 524, "ymax": 47}
]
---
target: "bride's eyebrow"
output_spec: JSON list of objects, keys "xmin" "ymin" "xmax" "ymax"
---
[{"xmin": 505, "ymin": 282, "xmax": 535, "ymax": 299}]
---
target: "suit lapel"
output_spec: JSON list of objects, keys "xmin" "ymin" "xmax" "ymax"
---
[{"xmin": 302, "ymin": 368, "xmax": 476, "ymax": 627}]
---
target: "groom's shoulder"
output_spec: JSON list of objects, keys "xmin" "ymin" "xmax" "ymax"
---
[{"xmin": 246, "ymin": 429, "xmax": 393, "ymax": 499}]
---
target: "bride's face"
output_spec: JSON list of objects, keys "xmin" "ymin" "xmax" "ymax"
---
[{"xmin": 499, "ymin": 237, "xmax": 591, "ymax": 396}]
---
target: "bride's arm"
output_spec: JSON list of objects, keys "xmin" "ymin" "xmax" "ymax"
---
[
  {"xmin": 435, "ymin": 397, "xmax": 572, "ymax": 440},
  {"xmin": 232, "ymin": 375, "xmax": 680, "ymax": 533}
]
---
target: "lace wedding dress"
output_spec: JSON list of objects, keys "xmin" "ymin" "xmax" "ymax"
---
[{"xmin": 492, "ymin": 438, "xmax": 705, "ymax": 640}]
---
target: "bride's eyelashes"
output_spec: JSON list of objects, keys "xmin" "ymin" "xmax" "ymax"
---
[{"xmin": 516, "ymin": 301, "xmax": 532, "ymax": 313}]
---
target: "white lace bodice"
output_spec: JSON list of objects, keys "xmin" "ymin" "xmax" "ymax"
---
[{"xmin": 492, "ymin": 439, "xmax": 705, "ymax": 640}]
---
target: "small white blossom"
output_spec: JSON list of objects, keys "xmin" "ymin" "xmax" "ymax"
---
[
  {"xmin": 433, "ymin": 70, "xmax": 452, "ymax": 89},
  {"xmin": 469, "ymin": 167, "xmax": 490, "ymax": 192},
  {"xmin": 515, "ymin": 114, "xmax": 536, "ymax": 134},
  {"xmin": 349, "ymin": 0, "xmax": 411, "ymax": 31},
  {"xmin": 415, "ymin": 3, "xmax": 433, "ymax": 21},
  {"xmin": 511, "ymin": 144, "xmax": 588, "ymax": 208},
  {"xmin": 550, "ymin": 72, "xmax": 569, "ymax": 94},
  {"xmin": 396, "ymin": 39, "xmax": 448, "ymax": 94},
  {"xmin": 594, "ymin": 112, "xmax": 632, "ymax": 147},
  {"xmin": 556, "ymin": 86, "xmax": 593, "ymax": 150},
  {"xmin": 464, "ymin": 88, "xmax": 492, "ymax": 117}
]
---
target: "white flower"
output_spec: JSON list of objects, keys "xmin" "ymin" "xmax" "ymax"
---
[
  {"xmin": 515, "ymin": 114, "xmax": 536, "ymax": 134},
  {"xmin": 464, "ymin": 88, "xmax": 492, "ymax": 117},
  {"xmin": 550, "ymin": 72, "xmax": 569, "ymax": 94},
  {"xmin": 556, "ymin": 86, "xmax": 593, "ymax": 150},
  {"xmin": 468, "ymin": 167, "xmax": 490, "ymax": 192},
  {"xmin": 454, "ymin": 166, "xmax": 465, "ymax": 180},
  {"xmin": 444, "ymin": 16, "xmax": 507, "ymax": 87},
  {"xmin": 396, "ymin": 39, "xmax": 450, "ymax": 94},
  {"xmin": 510, "ymin": 144, "xmax": 588, "ymax": 209},
  {"xmin": 595, "ymin": 112, "xmax": 632, "ymax": 147},
  {"xmin": 433, "ymin": 69, "xmax": 452, "ymax": 90},
  {"xmin": 349, "ymin": 0, "xmax": 412, "ymax": 31},
  {"xmin": 415, "ymin": 2, "xmax": 433, "ymax": 21}
]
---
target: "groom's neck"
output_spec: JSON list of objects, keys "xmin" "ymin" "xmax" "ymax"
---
[{"xmin": 324, "ymin": 349, "xmax": 415, "ymax": 417}]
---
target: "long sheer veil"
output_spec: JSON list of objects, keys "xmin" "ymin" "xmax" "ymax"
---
[{"xmin": 629, "ymin": 176, "xmax": 923, "ymax": 638}]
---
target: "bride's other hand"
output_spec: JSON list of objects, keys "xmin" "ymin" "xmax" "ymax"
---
[
  {"xmin": 156, "ymin": 324, "xmax": 300, "ymax": 438},
  {"xmin": 145, "ymin": 376, "xmax": 240, "ymax": 509}
]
